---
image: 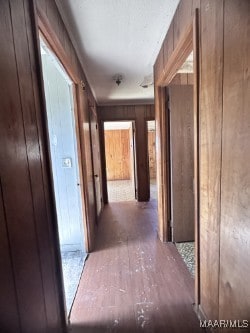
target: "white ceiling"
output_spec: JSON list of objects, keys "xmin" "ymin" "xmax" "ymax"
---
[{"xmin": 56, "ymin": 0, "xmax": 180, "ymax": 105}]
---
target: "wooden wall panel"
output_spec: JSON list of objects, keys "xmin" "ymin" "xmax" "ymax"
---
[
  {"xmin": 90, "ymin": 107, "xmax": 103, "ymax": 217},
  {"xmin": 148, "ymin": 131, "xmax": 156, "ymax": 179},
  {"xmin": 0, "ymin": 181, "xmax": 20, "ymax": 332},
  {"xmin": 199, "ymin": 0, "xmax": 224, "ymax": 320},
  {"xmin": 105, "ymin": 130, "xmax": 131, "ymax": 181},
  {"xmin": 170, "ymin": 73, "xmax": 194, "ymax": 85},
  {"xmin": 219, "ymin": 0, "xmax": 250, "ymax": 324},
  {"xmin": 77, "ymin": 87, "xmax": 96, "ymax": 251},
  {"xmin": 155, "ymin": 0, "xmax": 250, "ymax": 324},
  {"xmin": 169, "ymin": 85, "xmax": 194, "ymax": 243},
  {"xmin": 163, "ymin": 22, "xmax": 174, "ymax": 68},
  {"xmin": 98, "ymin": 105, "xmax": 154, "ymax": 202},
  {"xmin": 173, "ymin": 0, "xmax": 193, "ymax": 49},
  {"xmin": 0, "ymin": 0, "xmax": 65, "ymax": 331}
]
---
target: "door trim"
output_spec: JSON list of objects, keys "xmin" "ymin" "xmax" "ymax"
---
[
  {"xmin": 37, "ymin": 8, "xmax": 93, "ymax": 253},
  {"xmin": 155, "ymin": 9, "xmax": 200, "ymax": 308},
  {"xmin": 100, "ymin": 120, "xmax": 137, "ymax": 203}
]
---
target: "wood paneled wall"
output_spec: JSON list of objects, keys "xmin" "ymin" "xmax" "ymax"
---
[
  {"xmin": 0, "ymin": 0, "xmax": 65, "ymax": 331},
  {"xmin": 154, "ymin": 0, "xmax": 250, "ymax": 325},
  {"xmin": 0, "ymin": 0, "xmax": 99, "ymax": 331},
  {"xmin": 105, "ymin": 130, "xmax": 131, "ymax": 181},
  {"xmin": 98, "ymin": 105, "xmax": 154, "ymax": 202},
  {"xmin": 169, "ymin": 85, "xmax": 194, "ymax": 243},
  {"xmin": 148, "ymin": 131, "xmax": 156, "ymax": 179}
]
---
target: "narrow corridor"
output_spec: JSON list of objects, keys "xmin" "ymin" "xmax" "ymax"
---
[{"xmin": 70, "ymin": 201, "xmax": 202, "ymax": 333}]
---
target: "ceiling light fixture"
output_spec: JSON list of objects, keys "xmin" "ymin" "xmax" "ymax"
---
[
  {"xmin": 140, "ymin": 74, "xmax": 154, "ymax": 88},
  {"xmin": 113, "ymin": 74, "xmax": 123, "ymax": 86}
]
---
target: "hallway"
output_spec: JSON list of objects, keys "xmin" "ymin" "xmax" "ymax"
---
[{"xmin": 70, "ymin": 201, "xmax": 203, "ymax": 333}]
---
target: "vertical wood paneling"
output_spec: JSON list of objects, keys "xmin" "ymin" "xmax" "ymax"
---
[
  {"xmin": 0, "ymin": 1, "xmax": 47, "ymax": 331},
  {"xmin": 173, "ymin": 0, "xmax": 193, "ymax": 49},
  {"xmin": 163, "ymin": 22, "xmax": 174, "ymax": 69},
  {"xmin": 169, "ymin": 85, "xmax": 194, "ymax": 242},
  {"xmin": 154, "ymin": 46, "xmax": 164, "ymax": 84},
  {"xmin": 77, "ymin": 86, "xmax": 96, "ymax": 251},
  {"xmin": 219, "ymin": 0, "xmax": 250, "ymax": 324},
  {"xmin": 0, "ymin": 181, "xmax": 20, "ymax": 332},
  {"xmin": 25, "ymin": 1, "xmax": 65, "ymax": 328},
  {"xmin": 135, "ymin": 106, "xmax": 150, "ymax": 201},
  {"xmin": 105, "ymin": 130, "xmax": 131, "ymax": 181},
  {"xmin": 90, "ymin": 107, "xmax": 103, "ymax": 216},
  {"xmin": 148, "ymin": 131, "xmax": 156, "ymax": 179},
  {"xmin": 199, "ymin": 0, "xmax": 224, "ymax": 320},
  {"xmin": 98, "ymin": 105, "xmax": 154, "ymax": 202}
]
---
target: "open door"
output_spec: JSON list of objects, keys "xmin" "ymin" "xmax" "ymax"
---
[
  {"xmin": 169, "ymin": 85, "xmax": 194, "ymax": 242},
  {"xmin": 40, "ymin": 38, "xmax": 87, "ymax": 314},
  {"xmin": 131, "ymin": 121, "xmax": 138, "ymax": 200},
  {"xmin": 104, "ymin": 121, "xmax": 136, "ymax": 202},
  {"xmin": 89, "ymin": 106, "xmax": 102, "ymax": 217}
]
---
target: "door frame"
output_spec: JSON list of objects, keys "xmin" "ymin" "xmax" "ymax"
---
[
  {"xmin": 100, "ymin": 120, "xmax": 137, "ymax": 203},
  {"xmin": 37, "ymin": 10, "xmax": 93, "ymax": 253},
  {"xmin": 155, "ymin": 10, "xmax": 200, "ymax": 308}
]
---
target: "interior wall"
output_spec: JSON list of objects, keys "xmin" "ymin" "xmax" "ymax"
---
[
  {"xmin": 0, "ymin": 0, "xmax": 99, "ymax": 331},
  {"xmin": 98, "ymin": 105, "xmax": 154, "ymax": 202},
  {"xmin": 105, "ymin": 129, "xmax": 131, "ymax": 181},
  {"xmin": 148, "ymin": 131, "xmax": 156, "ymax": 179},
  {"xmin": 169, "ymin": 85, "xmax": 194, "ymax": 243},
  {"xmin": 154, "ymin": 0, "xmax": 250, "ymax": 324},
  {"xmin": 89, "ymin": 106, "xmax": 103, "ymax": 217},
  {"xmin": 0, "ymin": 0, "xmax": 65, "ymax": 331}
]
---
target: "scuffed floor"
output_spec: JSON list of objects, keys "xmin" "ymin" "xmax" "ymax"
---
[
  {"xmin": 70, "ymin": 202, "xmax": 202, "ymax": 333},
  {"xmin": 175, "ymin": 242, "xmax": 195, "ymax": 277}
]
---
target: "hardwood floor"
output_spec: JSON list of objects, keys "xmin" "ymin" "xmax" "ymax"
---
[{"xmin": 69, "ymin": 201, "xmax": 203, "ymax": 333}]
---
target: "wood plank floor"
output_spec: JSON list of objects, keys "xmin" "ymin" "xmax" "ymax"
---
[{"xmin": 69, "ymin": 201, "xmax": 203, "ymax": 333}]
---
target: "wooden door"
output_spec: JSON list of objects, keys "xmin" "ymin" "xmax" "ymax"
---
[
  {"xmin": 132, "ymin": 121, "xmax": 138, "ymax": 199},
  {"xmin": 90, "ymin": 107, "xmax": 102, "ymax": 216},
  {"xmin": 169, "ymin": 85, "xmax": 194, "ymax": 242}
]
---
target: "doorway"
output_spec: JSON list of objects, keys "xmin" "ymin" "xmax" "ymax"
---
[
  {"xmin": 167, "ymin": 60, "xmax": 195, "ymax": 277},
  {"xmin": 104, "ymin": 121, "xmax": 136, "ymax": 202},
  {"xmin": 40, "ymin": 38, "xmax": 87, "ymax": 314},
  {"xmin": 147, "ymin": 120, "xmax": 157, "ymax": 201}
]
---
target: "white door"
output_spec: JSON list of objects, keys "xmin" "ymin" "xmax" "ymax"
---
[{"xmin": 41, "ymin": 50, "xmax": 85, "ymax": 253}]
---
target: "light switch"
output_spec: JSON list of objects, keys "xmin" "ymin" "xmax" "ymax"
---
[{"xmin": 62, "ymin": 157, "xmax": 72, "ymax": 168}]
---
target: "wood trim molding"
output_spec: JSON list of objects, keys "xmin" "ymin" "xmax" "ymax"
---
[
  {"xmin": 37, "ymin": 7, "xmax": 81, "ymax": 84},
  {"xmin": 157, "ymin": 23, "xmax": 193, "ymax": 87},
  {"xmin": 193, "ymin": 8, "xmax": 201, "ymax": 310},
  {"xmin": 155, "ymin": 9, "xmax": 201, "ymax": 308},
  {"xmin": 36, "ymin": 6, "xmax": 93, "ymax": 252}
]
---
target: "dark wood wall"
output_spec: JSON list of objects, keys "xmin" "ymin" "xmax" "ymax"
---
[
  {"xmin": 0, "ymin": 0, "xmax": 99, "ymax": 331},
  {"xmin": 148, "ymin": 131, "xmax": 156, "ymax": 179},
  {"xmin": 169, "ymin": 85, "xmax": 194, "ymax": 243},
  {"xmin": 98, "ymin": 105, "xmax": 154, "ymax": 202},
  {"xmin": 0, "ymin": 0, "xmax": 65, "ymax": 331},
  {"xmin": 154, "ymin": 0, "xmax": 250, "ymax": 325}
]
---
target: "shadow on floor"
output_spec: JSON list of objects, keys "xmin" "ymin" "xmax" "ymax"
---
[{"xmin": 68, "ymin": 302, "xmax": 204, "ymax": 333}]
